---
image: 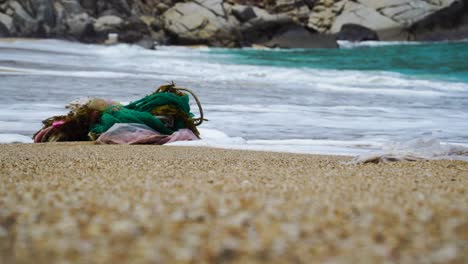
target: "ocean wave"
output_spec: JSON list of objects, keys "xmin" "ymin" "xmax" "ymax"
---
[{"xmin": 337, "ymin": 39, "xmax": 468, "ymax": 49}]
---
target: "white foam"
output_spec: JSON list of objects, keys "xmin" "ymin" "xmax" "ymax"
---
[
  {"xmin": 337, "ymin": 40, "xmax": 423, "ymax": 48},
  {"xmin": 169, "ymin": 128, "xmax": 373, "ymax": 156},
  {"xmin": 352, "ymin": 136, "xmax": 468, "ymax": 163},
  {"xmin": 0, "ymin": 134, "xmax": 33, "ymax": 144},
  {"xmin": 2, "ymin": 39, "xmax": 468, "ymax": 98},
  {"xmin": 337, "ymin": 39, "xmax": 468, "ymax": 49}
]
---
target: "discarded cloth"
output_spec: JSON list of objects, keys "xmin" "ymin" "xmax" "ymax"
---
[{"xmin": 95, "ymin": 123, "xmax": 198, "ymax": 145}]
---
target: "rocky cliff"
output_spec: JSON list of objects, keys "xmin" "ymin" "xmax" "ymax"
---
[{"xmin": 0, "ymin": 0, "xmax": 467, "ymax": 48}]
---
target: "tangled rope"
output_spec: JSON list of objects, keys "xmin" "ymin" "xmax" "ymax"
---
[{"xmin": 156, "ymin": 83, "xmax": 205, "ymax": 126}]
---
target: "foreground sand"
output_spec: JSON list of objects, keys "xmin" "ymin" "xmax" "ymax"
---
[{"xmin": 0, "ymin": 143, "xmax": 467, "ymax": 263}]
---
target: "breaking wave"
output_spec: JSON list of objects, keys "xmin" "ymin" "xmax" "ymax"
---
[{"xmin": 1, "ymin": 39, "xmax": 468, "ymax": 159}]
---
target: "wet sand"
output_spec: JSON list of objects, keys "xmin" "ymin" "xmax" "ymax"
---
[{"xmin": 0, "ymin": 143, "xmax": 467, "ymax": 263}]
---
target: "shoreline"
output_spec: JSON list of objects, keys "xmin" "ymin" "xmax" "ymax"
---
[
  {"xmin": 2, "ymin": 37, "xmax": 468, "ymax": 50},
  {"xmin": 1, "ymin": 143, "xmax": 467, "ymax": 263}
]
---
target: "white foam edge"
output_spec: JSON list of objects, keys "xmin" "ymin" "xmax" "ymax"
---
[{"xmin": 0, "ymin": 134, "xmax": 33, "ymax": 144}]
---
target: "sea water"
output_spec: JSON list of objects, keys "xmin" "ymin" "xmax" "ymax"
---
[{"xmin": 1, "ymin": 39, "xmax": 467, "ymax": 158}]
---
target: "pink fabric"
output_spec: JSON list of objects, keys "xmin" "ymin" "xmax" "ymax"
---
[
  {"xmin": 96, "ymin": 123, "xmax": 198, "ymax": 145},
  {"xmin": 34, "ymin": 126, "xmax": 54, "ymax": 143},
  {"xmin": 52, "ymin": 120, "xmax": 65, "ymax": 128}
]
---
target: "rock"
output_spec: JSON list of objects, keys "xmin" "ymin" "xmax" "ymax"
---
[
  {"xmin": 195, "ymin": 0, "xmax": 225, "ymax": 17},
  {"xmin": 414, "ymin": 25, "xmax": 468, "ymax": 41},
  {"xmin": 61, "ymin": 0, "xmax": 84, "ymax": 15},
  {"xmin": 94, "ymin": 15, "xmax": 123, "ymax": 32},
  {"xmin": 409, "ymin": 0, "xmax": 467, "ymax": 36},
  {"xmin": 0, "ymin": 19, "xmax": 9, "ymax": 37},
  {"xmin": 240, "ymin": 6, "xmax": 294, "ymax": 44},
  {"xmin": 358, "ymin": 0, "xmax": 459, "ymax": 26},
  {"xmin": 94, "ymin": 0, "xmax": 132, "ymax": 18},
  {"xmin": 330, "ymin": 1, "xmax": 402, "ymax": 33},
  {"xmin": 8, "ymin": 1, "xmax": 38, "ymax": 36},
  {"xmin": 79, "ymin": 0, "xmax": 96, "ymax": 14},
  {"xmin": 262, "ymin": 25, "xmax": 338, "ymax": 48},
  {"xmin": 118, "ymin": 16, "xmax": 150, "ymax": 43},
  {"xmin": 163, "ymin": 1, "xmax": 240, "ymax": 46},
  {"xmin": 135, "ymin": 37, "xmax": 156, "ymax": 49},
  {"xmin": 1, "ymin": 0, "xmax": 466, "ymax": 47},
  {"xmin": 156, "ymin": 3, "xmax": 170, "ymax": 14},
  {"xmin": 150, "ymin": 18, "xmax": 164, "ymax": 32},
  {"xmin": 66, "ymin": 13, "xmax": 94, "ymax": 39},
  {"xmin": 307, "ymin": 0, "xmax": 345, "ymax": 33},
  {"xmin": 336, "ymin": 24, "xmax": 379, "ymax": 42},
  {"xmin": 31, "ymin": 0, "xmax": 56, "ymax": 28},
  {"xmin": 0, "ymin": 12, "xmax": 13, "ymax": 32},
  {"xmin": 231, "ymin": 5, "xmax": 256, "ymax": 22},
  {"xmin": 273, "ymin": 0, "xmax": 303, "ymax": 13}
]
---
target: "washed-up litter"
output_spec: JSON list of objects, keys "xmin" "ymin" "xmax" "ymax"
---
[
  {"xmin": 95, "ymin": 124, "xmax": 198, "ymax": 145},
  {"xmin": 350, "ymin": 137, "xmax": 468, "ymax": 164},
  {"xmin": 33, "ymin": 83, "xmax": 204, "ymax": 145}
]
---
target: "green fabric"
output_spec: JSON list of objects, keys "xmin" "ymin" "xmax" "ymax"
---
[
  {"xmin": 90, "ymin": 92, "xmax": 195, "ymax": 135},
  {"xmin": 126, "ymin": 92, "xmax": 193, "ymax": 117}
]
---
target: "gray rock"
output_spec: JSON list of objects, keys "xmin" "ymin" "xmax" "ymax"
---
[
  {"xmin": 66, "ymin": 13, "xmax": 93, "ymax": 38},
  {"xmin": 31, "ymin": 0, "xmax": 56, "ymax": 28},
  {"xmin": 0, "ymin": 12, "xmax": 13, "ymax": 31},
  {"xmin": 163, "ymin": 1, "xmax": 239, "ymax": 46},
  {"xmin": 0, "ymin": 19, "xmax": 9, "ymax": 37},
  {"xmin": 239, "ymin": 6, "xmax": 294, "ymax": 45},
  {"xmin": 135, "ymin": 37, "xmax": 156, "ymax": 49},
  {"xmin": 156, "ymin": 3, "xmax": 170, "ymax": 14},
  {"xmin": 118, "ymin": 16, "xmax": 149, "ymax": 43},
  {"xmin": 409, "ymin": 0, "xmax": 467, "ymax": 40},
  {"xmin": 61, "ymin": 0, "xmax": 84, "ymax": 15},
  {"xmin": 336, "ymin": 23, "xmax": 379, "ymax": 42},
  {"xmin": 262, "ymin": 25, "xmax": 338, "ymax": 48},
  {"xmin": 195, "ymin": 0, "xmax": 225, "ymax": 17},
  {"xmin": 9, "ymin": 0, "xmax": 38, "ymax": 35},
  {"xmin": 94, "ymin": 15, "xmax": 123, "ymax": 32},
  {"xmin": 358, "ymin": 0, "xmax": 459, "ymax": 26},
  {"xmin": 330, "ymin": 1, "xmax": 401, "ymax": 33},
  {"xmin": 231, "ymin": 5, "xmax": 256, "ymax": 22}
]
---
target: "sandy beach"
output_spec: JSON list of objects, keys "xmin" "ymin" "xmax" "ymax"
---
[{"xmin": 0, "ymin": 143, "xmax": 467, "ymax": 263}]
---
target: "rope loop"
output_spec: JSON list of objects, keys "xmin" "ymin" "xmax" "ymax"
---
[{"xmin": 155, "ymin": 83, "xmax": 205, "ymax": 126}]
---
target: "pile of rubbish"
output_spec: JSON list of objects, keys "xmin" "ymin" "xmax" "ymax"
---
[{"xmin": 33, "ymin": 84, "xmax": 204, "ymax": 145}]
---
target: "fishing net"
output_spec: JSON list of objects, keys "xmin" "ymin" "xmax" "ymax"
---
[{"xmin": 34, "ymin": 84, "xmax": 203, "ymax": 143}]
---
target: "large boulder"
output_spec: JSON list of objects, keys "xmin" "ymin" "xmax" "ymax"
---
[
  {"xmin": 336, "ymin": 23, "xmax": 379, "ymax": 42},
  {"xmin": 409, "ymin": 0, "xmax": 468, "ymax": 40},
  {"xmin": 329, "ymin": 1, "xmax": 401, "ymax": 34},
  {"xmin": 163, "ymin": 0, "xmax": 240, "ymax": 46},
  {"xmin": 262, "ymin": 25, "xmax": 338, "ymax": 48},
  {"xmin": 357, "ymin": 0, "xmax": 459, "ymax": 26},
  {"xmin": 8, "ymin": 0, "xmax": 38, "ymax": 36},
  {"xmin": 330, "ymin": 0, "xmax": 464, "ymax": 34},
  {"xmin": 238, "ymin": 5, "xmax": 295, "ymax": 45}
]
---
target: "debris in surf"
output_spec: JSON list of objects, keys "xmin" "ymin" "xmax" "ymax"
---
[{"xmin": 33, "ymin": 83, "xmax": 205, "ymax": 145}]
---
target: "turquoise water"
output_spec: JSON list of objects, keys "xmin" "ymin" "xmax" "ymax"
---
[{"xmin": 206, "ymin": 41, "xmax": 468, "ymax": 83}]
